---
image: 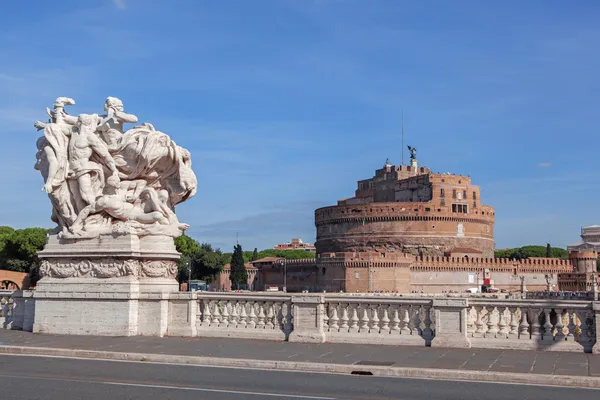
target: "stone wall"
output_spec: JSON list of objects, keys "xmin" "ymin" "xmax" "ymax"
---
[{"xmin": 315, "ymin": 202, "xmax": 495, "ymax": 258}]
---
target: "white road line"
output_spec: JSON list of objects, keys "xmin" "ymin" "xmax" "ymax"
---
[{"xmin": 0, "ymin": 374, "xmax": 338, "ymax": 399}]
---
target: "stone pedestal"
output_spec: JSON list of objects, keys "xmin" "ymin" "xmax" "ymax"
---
[
  {"xmin": 431, "ymin": 298, "xmax": 471, "ymax": 348},
  {"xmin": 33, "ymin": 233, "xmax": 180, "ymax": 336},
  {"xmin": 288, "ymin": 295, "xmax": 327, "ymax": 343}
]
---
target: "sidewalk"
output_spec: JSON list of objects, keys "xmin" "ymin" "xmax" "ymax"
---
[{"xmin": 1, "ymin": 330, "xmax": 599, "ymax": 388}]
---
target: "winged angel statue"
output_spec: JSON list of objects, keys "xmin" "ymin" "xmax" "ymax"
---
[{"xmin": 34, "ymin": 96, "xmax": 197, "ymax": 239}]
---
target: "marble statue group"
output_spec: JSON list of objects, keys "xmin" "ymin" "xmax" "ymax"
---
[{"xmin": 34, "ymin": 96, "xmax": 197, "ymax": 239}]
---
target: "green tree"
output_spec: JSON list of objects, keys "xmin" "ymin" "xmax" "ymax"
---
[
  {"xmin": 0, "ymin": 227, "xmax": 51, "ymax": 286},
  {"xmin": 545, "ymin": 243, "xmax": 551, "ymax": 258},
  {"xmin": 174, "ymin": 234, "xmax": 202, "ymax": 284},
  {"xmin": 229, "ymin": 244, "xmax": 247, "ymax": 290},
  {"xmin": 191, "ymin": 243, "xmax": 225, "ymax": 282},
  {"xmin": 174, "ymin": 235, "xmax": 226, "ymax": 283},
  {"xmin": 250, "ymin": 248, "xmax": 259, "ymax": 262},
  {"xmin": 494, "ymin": 245, "xmax": 568, "ymax": 260}
]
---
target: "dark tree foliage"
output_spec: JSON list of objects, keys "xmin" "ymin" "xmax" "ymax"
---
[
  {"xmin": 250, "ymin": 248, "xmax": 259, "ymax": 262},
  {"xmin": 174, "ymin": 235, "xmax": 225, "ymax": 283},
  {"xmin": 0, "ymin": 227, "xmax": 51, "ymax": 287},
  {"xmin": 229, "ymin": 244, "xmax": 248, "ymax": 290},
  {"xmin": 494, "ymin": 245, "xmax": 568, "ymax": 260}
]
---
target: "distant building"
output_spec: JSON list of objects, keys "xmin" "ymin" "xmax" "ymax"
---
[{"xmin": 274, "ymin": 238, "xmax": 316, "ymax": 252}]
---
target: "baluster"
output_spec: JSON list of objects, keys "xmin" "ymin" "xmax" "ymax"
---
[
  {"xmin": 390, "ymin": 305, "xmax": 401, "ymax": 333},
  {"xmin": 248, "ymin": 302, "xmax": 257, "ymax": 328},
  {"xmin": 212, "ymin": 301, "xmax": 221, "ymax": 327},
  {"xmin": 329, "ymin": 304, "xmax": 339, "ymax": 331},
  {"xmin": 409, "ymin": 305, "xmax": 421, "ymax": 335},
  {"xmin": 422, "ymin": 306, "xmax": 433, "ymax": 339},
  {"xmin": 323, "ymin": 305, "xmax": 330, "ymax": 327},
  {"xmin": 360, "ymin": 305, "xmax": 370, "ymax": 332},
  {"xmin": 497, "ymin": 307, "xmax": 509, "ymax": 338},
  {"xmin": 238, "ymin": 301, "xmax": 248, "ymax": 328},
  {"xmin": 518, "ymin": 307, "xmax": 530, "ymax": 339},
  {"xmin": 230, "ymin": 301, "xmax": 239, "ymax": 328},
  {"xmin": 508, "ymin": 308, "xmax": 518, "ymax": 338},
  {"xmin": 266, "ymin": 302, "xmax": 275, "ymax": 329},
  {"xmin": 400, "ymin": 306, "xmax": 411, "ymax": 334},
  {"xmin": 220, "ymin": 302, "xmax": 230, "ymax": 328},
  {"xmin": 256, "ymin": 302, "xmax": 266, "ymax": 328},
  {"xmin": 530, "ymin": 309, "xmax": 541, "ymax": 339},
  {"xmin": 542, "ymin": 308, "xmax": 553, "ymax": 341},
  {"xmin": 276, "ymin": 302, "xmax": 284, "ymax": 329},
  {"xmin": 380, "ymin": 306, "xmax": 390, "ymax": 333},
  {"xmin": 474, "ymin": 306, "xmax": 485, "ymax": 337},
  {"xmin": 566, "ymin": 311, "xmax": 576, "ymax": 341},
  {"xmin": 485, "ymin": 307, "xmax": 498, "ymax": 338},
  {"xmin": 202, "ymin": 300, "xmax": 212, "ymax": 326},
  {"xmin": 284, "ymin": 302, "xmax": 293, "ymax": 332},
  {"xmin": 339, "ymin": 304, "xmax": 349, "ymax": 331},
  {"xmin": 349, "ymin": 304, "xmax": 359, "ymax": 333},
  {"xmin": 369, "ymin": 306, "xmax": 380, "ymax": 333},
  {"xmin": 555, "ymin": 309, "xmax": 565, "ymax": 340}
]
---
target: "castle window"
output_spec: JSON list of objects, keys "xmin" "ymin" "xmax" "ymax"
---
[
  {"xmin": 473, "ymin": 201, "xmax": 477, "ymax": 209},
  {"xmin": 442, "ymin": 178, "xmax": 445, "ymax": 183},
  {"xmin": 463, "ymin": 190, "xmax": 467, "ymax": 199},
  {"xmin": 452, "ymin": 189, "xmax": 457, "ymax": 199},
  {"xmin": 440, "ymin": 199, "xmax": 445, "ymax": 206},
  {"xmin": 473, "ymin": 192, "xmax": 477, "ymax": 200},
  {"xmin": 440, "ymin": 189, "xmax": 445, "ymax": 197},
  {"xmin": 452, "ymin": 204, "xmax": 457, "ymax": 212},
  {"xmin": 425, "ymin": 207, "xmax": 431, "ymax": 212}
]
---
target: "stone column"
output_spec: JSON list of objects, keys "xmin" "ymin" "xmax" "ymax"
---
[
  {"xmin": 431, "ymin": 298, "xmax": 471, "ymax": 348},
  {"xmin": 288, "ymin": 295, "xmax": 326, "ymax": 343}
]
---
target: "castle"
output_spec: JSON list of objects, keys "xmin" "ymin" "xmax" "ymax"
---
[{"xmin": 236, "ymin": 159, "xmax": 598, "ymax": 293}]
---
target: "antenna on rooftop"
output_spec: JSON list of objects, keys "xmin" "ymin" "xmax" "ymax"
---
[{"xmin": 401, "ymin": 109, "xmax": 405, "ymax": 166}]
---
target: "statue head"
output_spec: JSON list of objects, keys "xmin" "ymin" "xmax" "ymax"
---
[
  {"xmin": 77, "ymin": 114, "xmax": 99, "ymax": 133},
  {"xmin": 104, "ymin": 96, "xmax": 124, "ymax": 112},
  {"xmin": 53, "ymin": 97, "xmax": 75, "ymax": 109}
]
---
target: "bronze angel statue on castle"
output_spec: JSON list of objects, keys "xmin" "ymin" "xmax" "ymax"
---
[{"xmin": 34, "ymin": 96, "xmax": 197, "ymax": 239}]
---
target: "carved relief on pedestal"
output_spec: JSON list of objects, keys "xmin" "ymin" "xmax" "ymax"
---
[{"xmin": 40, "ymin": 258, "xmax": 178, "ymax": 279}]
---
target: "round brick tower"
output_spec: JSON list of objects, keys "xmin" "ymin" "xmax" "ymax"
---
[{"xmin": 315, "ymin": 162, "xmax": 495, "ymax": 258}]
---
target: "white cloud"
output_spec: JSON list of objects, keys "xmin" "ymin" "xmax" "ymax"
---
[
  {"xmin": 112, "ymin": 0, "xmax": 126, "ymax": 9},
  {"xmin": 537, "ymin": 162, "xmax": 552, "ymax": 167}
]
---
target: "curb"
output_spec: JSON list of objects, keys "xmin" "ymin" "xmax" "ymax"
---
[{"xmin": 0, "ymin": 345, "xmax": 599, "ymax": 389}]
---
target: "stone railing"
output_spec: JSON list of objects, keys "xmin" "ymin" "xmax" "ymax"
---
[
  {"xmin": 6, "ymin": 291, "xmax": 600, "ymax": 353},
  {"xmin": 190, "ymin": 293, "xmax": 294, "ymax": 341},
  {"xmin": 322, "ymin": 296, "xmax": 434, "ymax": 345},
  {"xmin": 467, "ymin": 299, "xmax": 596, "ymax": 352}
]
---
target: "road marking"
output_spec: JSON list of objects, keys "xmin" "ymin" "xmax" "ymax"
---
[
  {"xmin": 317, "ymin": 351, "xmax": 333, "ymax": 358},
  {"xmin": 0, "ymin": 374, "xmax": 338, "ymax": 399}
]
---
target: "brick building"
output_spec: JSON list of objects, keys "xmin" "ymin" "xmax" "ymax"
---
[
  {"xmin": 249, "ymin": 160, "xmax": 587, "ymax": 294},
  {"xmin": 274, "ymin": 238, "xmax": 316, "ymax": 252}
]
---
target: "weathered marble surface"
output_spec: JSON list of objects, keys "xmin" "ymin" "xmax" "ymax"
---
[{"xmin": 34, "ymin": 96, "xmax": 197, "ymax": 239}]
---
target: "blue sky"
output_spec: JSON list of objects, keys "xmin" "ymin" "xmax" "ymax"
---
[{"xmin": 0, "ymin": 0, "xmax": 599, "ymax": 251}]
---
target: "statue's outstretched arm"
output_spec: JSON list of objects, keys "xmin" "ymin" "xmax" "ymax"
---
[{"xmin": 115, "ymin": 110, "xmax": 138, "ymax": 124}]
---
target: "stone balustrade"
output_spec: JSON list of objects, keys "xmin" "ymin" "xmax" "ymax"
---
[
  {"xmin": 467, "ymin": 299, "xmax": 596, "ymax": 352},
  {"xmin": 1, "ymin": 291, "xmax": 598, "ymax": 353},
  {"xmin": 322, "ymin": 296, "xmax": 434, "ymax": 345},
  {"xmin": 193, "ymin": 293, "xmax": 294, "ymax": 341}
]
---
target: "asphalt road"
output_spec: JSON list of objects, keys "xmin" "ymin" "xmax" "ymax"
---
[{"xmin": 0, "ymin": 355, "xmax": 598, "ymax": 400}]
